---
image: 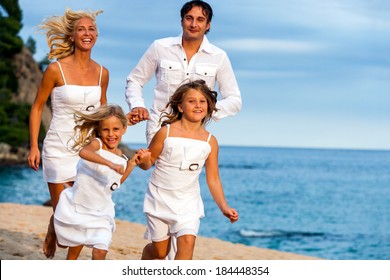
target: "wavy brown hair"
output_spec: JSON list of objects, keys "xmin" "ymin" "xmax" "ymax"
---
[{"xmin": 160, "ymin": 79, "xmax": 218, "ymax": 127}]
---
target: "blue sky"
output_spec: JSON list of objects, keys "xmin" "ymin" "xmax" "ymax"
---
[{"xmin": 19, "ymin": 0, "xmax": 390, "ymax": 150}]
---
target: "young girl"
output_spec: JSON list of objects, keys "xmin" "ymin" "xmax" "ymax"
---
[
  {"xmin": 137, "ymin": 80, "xmax": 239, "ymax": 260},
  {"xmin": 53, "ymin": 104, "xmax": 141, "ymax": 260}
]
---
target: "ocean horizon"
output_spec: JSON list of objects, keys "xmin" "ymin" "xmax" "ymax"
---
[{"xmin": 1, "ymin": 144, "xmax": 389, "ymax": 260}]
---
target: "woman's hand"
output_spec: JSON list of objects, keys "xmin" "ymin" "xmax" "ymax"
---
[{"xmin": 27, "ymin": 147, "xmax": 41, "ymax": 171}]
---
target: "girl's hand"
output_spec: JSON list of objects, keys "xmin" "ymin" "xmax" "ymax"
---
[
  {"xmin": 135, "ymin": 148, "xmax": 151, "ymax": 166},
  {"xmin": 127, "ymin": 153, "xmax": 139, "ymax": 167},
  {"xmin": 110, "ymin": 163, "xmax": 125, "ymax": 174},
  {"xmin": 222, "ymin": 206, "xmax": 239, "ymax": 223}
]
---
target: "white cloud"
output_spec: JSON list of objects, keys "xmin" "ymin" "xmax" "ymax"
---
[
  {"xmin": 236, "ymin": 69, "xmax": 311, "ymax": 79},
  {"xmin": 216, "ymin": 38, "xmax": 322, "ymax": 53}
]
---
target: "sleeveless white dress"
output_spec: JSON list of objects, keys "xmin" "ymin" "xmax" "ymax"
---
[
  {"xmin": 42, "ymin": 61, "xmax": 102, "ymax": 183},
  {"xmin": 54, "ymin": 138, "xmax": 127, "ymax": 251},
  {"xmin": 144, "ymin": 125, "xmax": 212, "ymax": 238}
]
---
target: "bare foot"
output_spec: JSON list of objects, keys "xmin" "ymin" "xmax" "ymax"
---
[{"xmin": 43, "ymin": 215, "xmax": 56, "ymax": 259}]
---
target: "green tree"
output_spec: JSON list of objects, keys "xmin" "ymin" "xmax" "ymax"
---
[
  {"xmin": 38, "ymin": 55, "xmax": 50, "ymax": 72},
  {"xmin": 0, "ymin": 0, "xmax": 23, "ymax": 57},
  {"xmin": 0, "ymin": 0, "xmax": 23, "ymax": 91},
  {"xmin": 26, "ymin": 36, "xmax": 36, "ymax": 54},
  {"xmin": 0, "ymin": 0, "xmax": 43, "ymax": 147}
]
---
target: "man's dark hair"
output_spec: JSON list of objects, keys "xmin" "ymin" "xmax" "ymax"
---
[{"xmin": 180, "ymin": 1, "xmax": 214, "ymax": 25}]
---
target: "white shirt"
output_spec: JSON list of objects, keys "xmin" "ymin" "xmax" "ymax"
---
[{"xmin": 125, "ymin": 35, "xmax": 242, "ymax": 141}]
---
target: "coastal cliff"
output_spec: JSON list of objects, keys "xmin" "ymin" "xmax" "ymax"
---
[
  {"xmin": 12, "ymin": 46, "xmax": 52, "ymax": 129},
  {"xmin": 0, "ymin": 47, "xmax": 135, "ymax": 165},
  {"xmin": 0, "ymin": 46, "xmax": 51, "ymax": 165}
]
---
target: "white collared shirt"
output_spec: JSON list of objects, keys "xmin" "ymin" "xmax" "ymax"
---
[{"xmin": 125, "ymin": 35, "xmax": 242, "ymax": 139}]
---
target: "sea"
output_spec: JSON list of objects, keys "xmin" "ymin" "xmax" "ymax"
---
[{"xmin": 1, "ymin": 144, "xmax": 389, "ymax": 260}]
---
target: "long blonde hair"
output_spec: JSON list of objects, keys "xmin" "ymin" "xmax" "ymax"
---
[
  {"xmin": 72, "ymin": 104, "xmax": 127, "ymax": 151},
  {"xmin": 36, "ymin": 8, "xmax": 103, "ymax": 60}
]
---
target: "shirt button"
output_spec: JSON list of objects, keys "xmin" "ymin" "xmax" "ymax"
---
[{"xmin": 186, "ymin": 73, "xmax": 189, "ymax": 75}]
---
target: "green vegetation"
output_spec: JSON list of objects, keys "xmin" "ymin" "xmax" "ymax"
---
[
  {"xmin": 26, "ymin": 36, "xmax": 36, "ymax": 54},
  {"xmin": 0, "ymin": 0, "xmax": 43, "ymax": 147}
]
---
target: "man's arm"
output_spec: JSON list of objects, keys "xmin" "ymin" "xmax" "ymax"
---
[
  {"xmin": 213, "ymin": 54, "xmax": 242, "ymax": 120},
  {"xmin": 125, "ymin": 41, "xmax": 158, "ymax": 111}
]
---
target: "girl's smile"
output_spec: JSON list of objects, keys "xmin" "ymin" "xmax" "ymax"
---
[
  {"xmin": 179, "ymin": 88, "xmax": 208, "ymax": 122},
  {"xmin": 98, "ymin": 116, "xmax": 127, "ymax": 153}
]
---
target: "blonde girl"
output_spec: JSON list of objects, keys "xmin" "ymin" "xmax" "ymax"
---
[{"xmin": 53, "ymin": 104, "xmax": 140, "ymax": 260}]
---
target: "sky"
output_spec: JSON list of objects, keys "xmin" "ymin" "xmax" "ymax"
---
[{"xmin": 18, "ymin": 0, "xmax": 390, "ymax": 150}]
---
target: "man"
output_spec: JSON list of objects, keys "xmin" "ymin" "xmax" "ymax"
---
[{"xmin": 125, "ymin": 0, "xmax": 241, "ymax": 144}]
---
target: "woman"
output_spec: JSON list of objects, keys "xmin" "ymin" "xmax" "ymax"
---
[{"xmin": 27, "ymin": 8, "xmax": 109, "ymax": 259}]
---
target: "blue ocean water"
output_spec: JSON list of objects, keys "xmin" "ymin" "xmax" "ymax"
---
[{"xmin": 1, "ymin": 145, "xmax": 389, "ymax": 260}]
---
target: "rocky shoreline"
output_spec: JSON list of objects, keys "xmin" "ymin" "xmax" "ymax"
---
[
  {"xmin": 0, "ymin": 142, "xmax": 29, "ymax": 166},
  {"xmin": 0, "ymin": 142, "xmax": 136, "ymax": 167}
]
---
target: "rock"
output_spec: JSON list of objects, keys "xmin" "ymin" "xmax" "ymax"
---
[
  {"xmin": 1, "ymin": 46, "xmax": 52, "ymax": 166},
  {"xmin": 119, "ymin": 142, "xmax": 136, "ymax": 159},
  {"xmin": 12, "ymin": 46, "xmax": 52, "ymax": 130},
  {"xmin": 4, "ymin": 47, "xmax": 139, "ymax": 166},
  {"xmin": 0, "ymin": 142, "xmax": 28, "ymax": 166}
]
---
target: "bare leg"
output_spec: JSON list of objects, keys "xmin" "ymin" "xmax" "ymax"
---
[
  {"xmin": 175, "ymin": 235, "xmax": 196, "ymax": 260},
  {"xmin": 141, "ymin": 238, "xmax": 171, "ymax": 260},
  {"xmin": 66, "ymin": 245, "xmax": 84, "ymax": 260},
  {"xmin": 43, "ymin": 182, "xmax": 71, "ymax": 258},
  {"xmin": 92, "ymin": 248, "xmax": 108, "ymax": 260},
  {"xmin": 43, "ymin": 215, "xmax": 56, "ymax": 258}
]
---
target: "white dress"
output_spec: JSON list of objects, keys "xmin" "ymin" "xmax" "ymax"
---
[
  {"xmin": 42, "ymin": 61, "xmax": 102, "ymax": 183},
  {"xmin": 144, "ymin": 125, "xmax": 212, "ymax": 237},
  {"xmin": 54, "ymin": 138, "xmax": 127, "ymax": 251}
]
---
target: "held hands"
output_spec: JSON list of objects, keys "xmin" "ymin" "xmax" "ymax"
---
[
  {"xmin": 118, "ymin": 149, "xmax": 151, "ymax": 171},
  {"xmin": 135, "ymin": 148, "xmax": 152, "ymax": 169},
  {"xmin": 127, "ymin": 107, "xmax": 150, "ymax": 125},
  {"xmin": 221, "ymin": 206, "xmax": 239, "ymax": 223},
  {"xmin": 128, "ymin": 153, "xmax": 140, "ymax": 167}
]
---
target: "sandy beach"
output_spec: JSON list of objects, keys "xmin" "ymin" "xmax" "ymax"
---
[{"xmin": 0, "ymin": 203, "xmax": 320, "ymax": 260}]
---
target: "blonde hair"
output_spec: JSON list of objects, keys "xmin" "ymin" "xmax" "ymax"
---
[
  {"xmin": 160, "ymin": 79, "xmax": 218, "ymax": 127},
  {"xmin": 72, "ymin": 104, "xmax": 127, "ymax": 151},
  {"xmin": 36, "ymin": 8, "xmax": 103, "ymax": 60}
]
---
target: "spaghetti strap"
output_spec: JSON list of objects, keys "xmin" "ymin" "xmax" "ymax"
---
[
  {"xmin": 98, "ymin": 65, "xmax": 103, "ymax": 86},
  {"xmin": 206, "ymin": 133, "xmax": 212, "ymax": 143},
  {"xmin": 121, "ymin": 154, "xmax": 129, "ymax": 161},
  {"xmin": 166, "ymin": 124, "xmax": 170, "ymax": 138},
  {"xmin": 56, "ymin": 61, "xmax": 67, "ymax": 85}
]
